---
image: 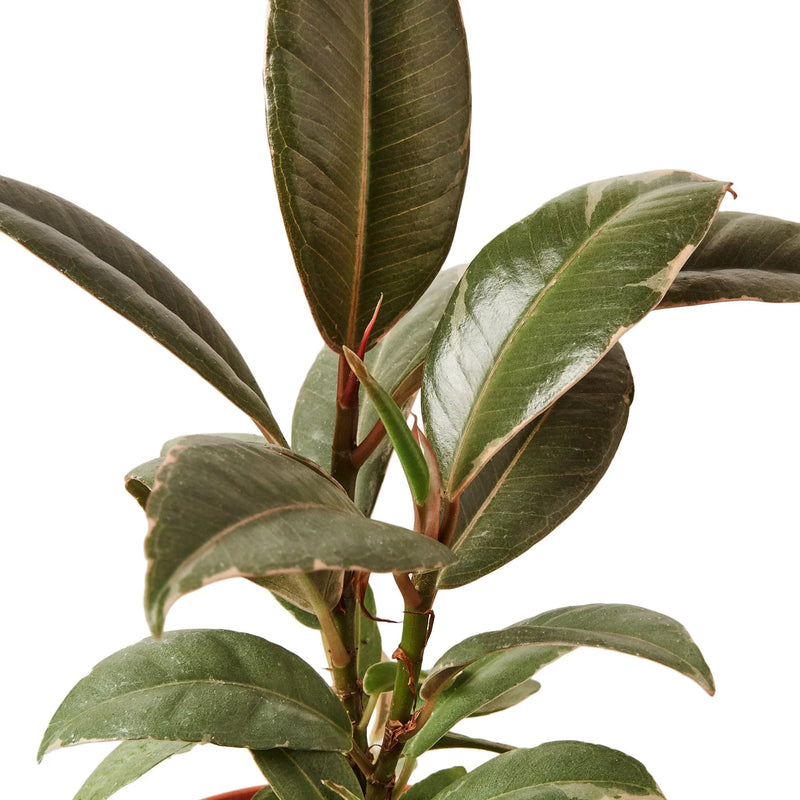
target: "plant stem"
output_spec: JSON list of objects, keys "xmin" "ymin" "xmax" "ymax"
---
[
  {"xmin": 366, "ymin": 577, "xmax": 436, "ymax": 799},
  {"xmin": 330, "ymin": 353, "xmax": 369, "ymax": 755},
  {"xmin": 296, "ymin": 574, "xmax": 350, "ymax": 668}
]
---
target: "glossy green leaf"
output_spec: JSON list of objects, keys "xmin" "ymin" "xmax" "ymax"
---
[
  {"xmin": 0, "ymin": 176, "xmax": 284, "ymax": 444},
  {"xmin": 39, "ymin": 629, "xmax": 352, "ymax": 759},
  {"xmin": 661, "ymin": 211, "xmax": 800, "ymax": 307},
  {"xmin": 403, "ymin": 767, "xmax": 467, "ymax": 800},
  {"xmin": 145, "ymin": 435, "xmax": 455, "ymax": 635},
  {"xmin": 469, "ymin": 679, "xmax": 541, "ymax": 717},
  {"xmin": 408, "ymin": 604, "xmax": 713, "ymax": 757},
  {"xmin": 292, "ymin": 268, "xmax": 462, "ymax": 515},
  {"xmin": 74, "ymin": 740, "xmax": 193, "ymax": 800},
  {"xmin": 422, "ymin": 171, "xmax": 730, "ymax": 497},
  {"xmin": 427, "ymin": 741, "xmax": 665, "ymax": 800},
  {"xmin": 252, "ymin": 749, "xmax": 362, "ymax": 800},
  {"xmin": 430, "ymin": 733, "xmax": 514, "ymax": 754},
  {"xmin": 439, "ymin": 344, "xmax": 633, "ymax": 589},
  {"xmin": 344, "ymin": 349, "xmax": 429, "ymax": 504},
  {"xmin": 266, "ymin": 0, "xmax": 470, "ymax": 351}
]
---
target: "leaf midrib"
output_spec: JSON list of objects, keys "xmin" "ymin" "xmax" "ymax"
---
[
  {"xmin": 446, "ymin": 191, "xmax": 647, "ymax": 496},
  {"xmin": 47, "ymin": 678, "xmax": 344, "ymax": 741},
  {"xmin": 347, "ymin": 0, "xmax": 372, "ymax": 348}
]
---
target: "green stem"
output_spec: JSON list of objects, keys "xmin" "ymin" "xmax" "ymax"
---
[
  {"xmin": 366, "ymin": 578, "xmax": 436, "ymax": 799},
  {"xmin": 296, "ymin": 574, "xmax": 350, "ymax": 668}
]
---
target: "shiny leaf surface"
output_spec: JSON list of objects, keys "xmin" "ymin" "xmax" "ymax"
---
[
  {"xmin": 439, "ymin": 344, "xmax": 633, "ymax": 588},
  {"xmin": 661, "ymin": 211, "xmax": 800, "ymax": 307},
  {"xmin": 0, "ymin": 176, "xmax": 284, "ymax": 443},
  {"xmin": 427, "ymin": 741, "xmax": 665, "ymax": 800},
  {"xmin": 145, "ymin": 435, "xmax": 455, "ymax": 635},
  {"xmin": 292, "ymin": 268, "xmax": 462, "ymax": 514},
  {"xmin": 252, "ymin": 749, "xmax": 362, "ymax": 800},
  {"xmin": 423, "ymin": 171, "xmax": 730, "ymax": 496},
  {"xmin": 74, "ymin": 740, "xmax": 193, "ymax": 800},
  {"xmin": 409, "ymin": 604, "xmax": 713, "ymax": 756},
  {"xmin": 266, "ymin": 0, "xmax": 470, "ymax": 351},
  {"xmin": 39, "ymin": 630, "xmax": 352, "ymax": 758}
]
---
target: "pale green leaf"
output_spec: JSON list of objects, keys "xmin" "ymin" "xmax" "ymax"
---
[
  {"xmin": 74, "ymin": 740, "xmax": 193, "ymax": 800},
  {"xmin": 39, "ymin": 629, "xmax": 352, "ymax": 759},
  {"xmin": 427, "ymin": 741, "xmax": 665, "ymax": 800},
  {"xmin": 408, "ymin": 604, "xmax": 713, "ymax": 757},
  {"xmin": 423, "ymin": 171, "xmax": 730, "ymax": 496}
]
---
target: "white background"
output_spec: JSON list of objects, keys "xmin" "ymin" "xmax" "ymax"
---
[{"xmin": 1, "ymin": 1, "xmax": 798, "ymax": 798}]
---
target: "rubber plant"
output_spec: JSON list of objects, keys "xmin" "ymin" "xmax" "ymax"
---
[{"xmin": 2, "ymin": 2, "xmax": 799, "ymax": 800}]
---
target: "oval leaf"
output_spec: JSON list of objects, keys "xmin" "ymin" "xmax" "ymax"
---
[
  {"xmin": 0, "ymin": 176, "xmax": 284, "ymax": 444},
  {"xmin": 145, "ymin": 435, "xmax": 455, "ymax": 635},
  {"xmin": 251, "ymin": 749, "xmax": 362, "ymax": 800},
  {"xmin": 427, "ymin": 741, "xmax": 665, "ymax": 800},
  {"xmin": 661, "ymin": 211, "xmax": 800, "ymax": 307},
  {"xmin": 39, "ymin": 629, "xmax": 352, "ymax": 759},
  {"xmin": 292, "ymin": 267, "xmax": 462, "ymax": 515},
  {"xmin": 266, "ymin": 0, "xmax": 470, "ymax": 351},
  {"xmin": 422, "ymin": 171, "xmax": 730, "ymax": 497},
  {"xmin": 74, "ymin": 740, "xmax": 194, "ymax": 800},
  {"xmin": 438, "ymin": 343, "xmax": 633, "ymax": 588},
  {"xmin": 408, "ymin": 604, "xmax": 713, "ymax": 757}
]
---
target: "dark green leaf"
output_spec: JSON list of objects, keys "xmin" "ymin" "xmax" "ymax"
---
[
  {"xmin": 74, "ymin": 740, "xmax": 193, "ymax": 800},
  {"xmin": 292, "ymin": 268, "xmax": 462, "ymax": 515},
  {"xmin": 430, "ymin": 733, "xmax": 515, "ymax": 754},
  {"xmin": 252, "ymin": 789, "xmax": 278, "ymax": 800},
  {"xmin": 439, "ymin": 344, "xmax": 633, "ymax": 588},
  {"xmin": 661, "ymin": 211, "xmax": 800, "ymax": 307},
  {"xmin": 145, "ymin": 435, "xmax": 455, "ymax": 635},
  {"xmin": 266, "ymin": 0, "xmax": 470, "ymax": 351},
  {"xmin": 124, "ymin": 457, "xmax": 162, "ymax": 510},
  {"xmin": 409, "ymin": 604, "xmax": 713, "ymax": 757},
  {"xmin": 403, "ymin": 767, "xmax": 467, "ymax": 800},
  {"xmin": 39, "ymin": 629, "xmax": 352, "ymax": 759},
  {"xmin": 0, "ymin": 176, "xmax": 284, "ymax": 444},
  {"xmin": 320, "ymin": 783, "xmax": 363, "ymax": 800},
  {"xmin": 427, "ymin": 741, "xmax": 665, "ymax": 800},
  {"xmin": 252, "ymin": 749, "xmax": 362, "ymax": 800},
  {"xmin": 422, "ymin": 171, "xmax": 730, "ymax": 497}
]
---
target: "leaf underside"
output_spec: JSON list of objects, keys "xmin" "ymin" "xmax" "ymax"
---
[
  {"xmin": 661, "ymin": 210, "xmax": 800, "ymax": 307},
  {"xmin": 266, "ymin": 0, "xmax": 470, "ymax": 350},
  {"xmin": 439, "ymin": 343, "xmax": 633, "ymax": 588}
]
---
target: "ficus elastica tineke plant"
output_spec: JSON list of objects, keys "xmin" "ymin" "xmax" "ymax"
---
[{"xmin": 2, "ymin": 2, "xmax": 799, "ymax": 800}]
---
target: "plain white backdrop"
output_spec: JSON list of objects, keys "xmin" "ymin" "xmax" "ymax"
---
[{"xmin": 1, "ymin": 2, "xmax": 797, "ymax": 798}]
